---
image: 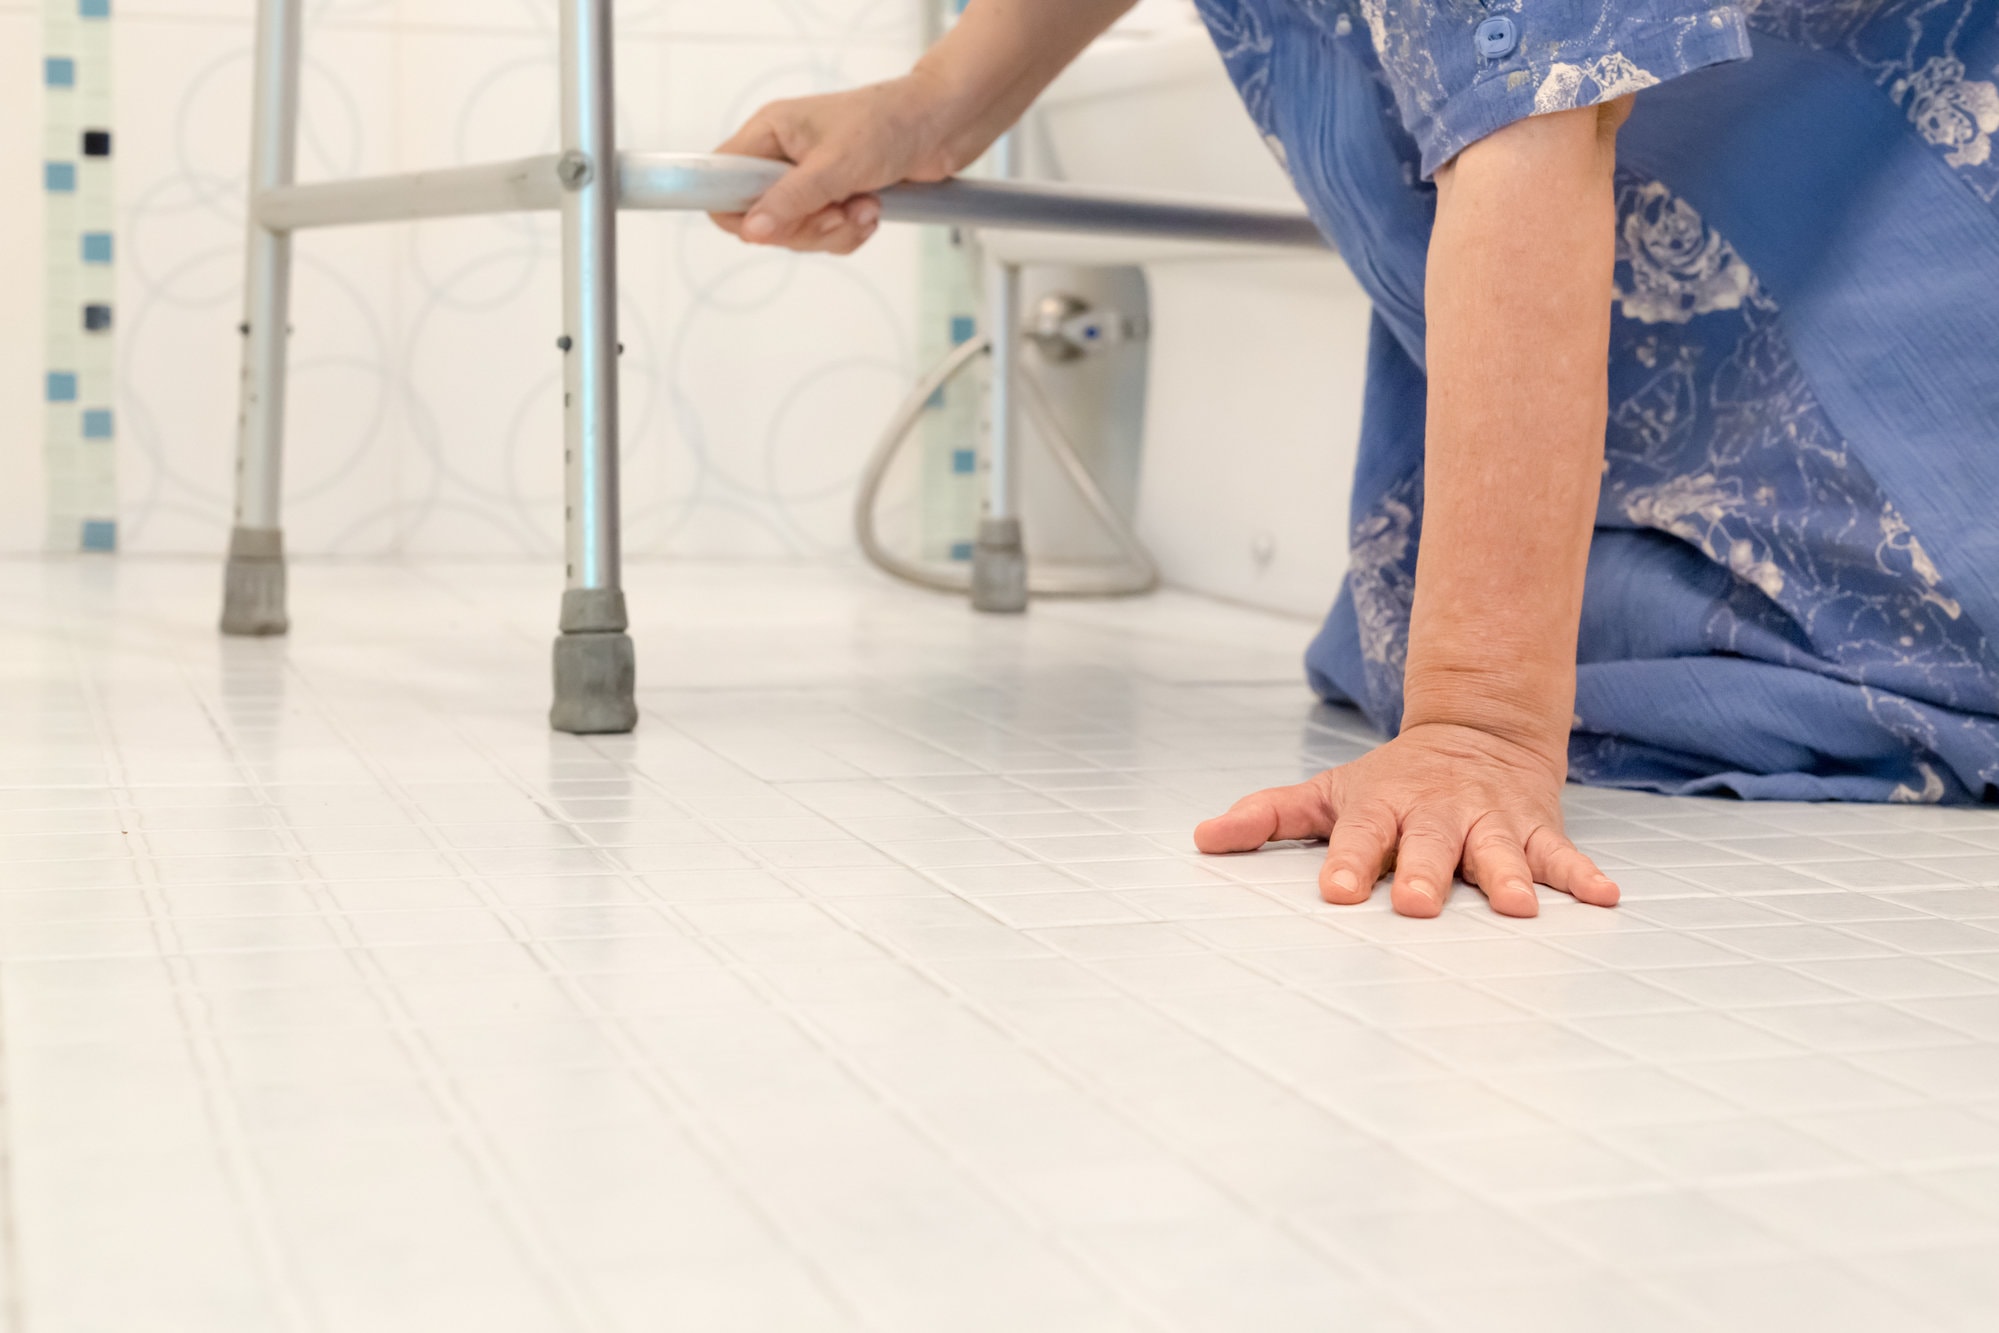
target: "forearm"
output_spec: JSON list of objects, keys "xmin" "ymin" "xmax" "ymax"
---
[
  {"xmin": 913, "ymin": 0, "xmax": 1138, "ymax": 170},
  {"xmin": 1400, "ymin": 102, "xmax": 1628, "ymax": 768}
]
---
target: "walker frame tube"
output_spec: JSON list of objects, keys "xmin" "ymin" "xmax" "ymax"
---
[
  {"xmin": 220, "ymin": 0, "xmax": 302, "ymax": 637},
  {"xmin": 225, "ymin": 0, "xmax": 1329, "ymax": 729},
  {"xmin": 255, "ymin": 152, "xmax": 1329, "ymax": 248},
  {"xmin": 971, "ymin": 132, "xmax": 1028, "ymax": 614},
  {"xmin": 548, "ymin": 0, "xmax": 637, "ymax": 733}
]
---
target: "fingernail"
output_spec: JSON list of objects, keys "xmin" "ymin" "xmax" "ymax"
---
[
  {"xmin": 856, "ymin": 200, "xmax": 881, "ymax": 227},
  {"xmin": 816, "ymin": 213, "xmax": 842, "ymax": 235},
  {"xmin": 1407, "ymin": 880, "xmax": 1434, "ymax": 902},
  {"xmin": 743, "ymin": 213, "xmax": 775, "ymax": 240},
  {"xmin": 1330, "ymin": 869, "xmax": 1358, "ymax": 894},
  {"xmin": 1507, "ymin": 880, "xmax": 1533, "ymax": 899}
]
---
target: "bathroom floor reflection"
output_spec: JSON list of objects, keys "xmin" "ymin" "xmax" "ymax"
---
[{"xmin": 1, "ymin": 559, "xmax": 1995, "ymax": 1332}]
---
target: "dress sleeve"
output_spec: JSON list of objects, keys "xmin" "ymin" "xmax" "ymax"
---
[{"xmin": 1362, "ymin": 1, "xmax": 1754, "ymax": 178}]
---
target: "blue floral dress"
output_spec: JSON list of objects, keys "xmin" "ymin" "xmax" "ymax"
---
[{"xmin": 1193, "ymin": 0, "xmax": 1999, "ymax": 803}]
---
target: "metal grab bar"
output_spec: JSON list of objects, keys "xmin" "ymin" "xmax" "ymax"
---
[{"xmin": 255, "ymin": 151, "xmax": 1330, "ymax": 250}]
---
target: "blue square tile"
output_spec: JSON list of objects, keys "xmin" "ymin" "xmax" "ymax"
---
[
  {"xmin": 44, "ymin": 162, "xmax": 77, "ymax": 193},
  {"xmin": 81, "ymin": 233, "xmax": 113, "ymax": 264},
  {"xmin": 46, "ymin": 373, "xmax": 78, "ymax": 403},
  {"xmin": 950, "ymin": 315, "xmax": 977, "ymax": 346},
  {"xmin": 82, "ymin": 409, "xmax": 114, "ymax": 440},
  {"xmin": 951, "ymin": 448, "xmax": 977, "ymax": 475},
  {"xmin": 45, "ymin": 57, "xmax": 76, "ymax": 88},
  {"xmin": 80, "ymin": 520, "xmax": 117, "ymax": 553},
  {"xmin": 79, "ymin": 0, "xmax": 112, "ymax": 18},
  {"xmin": 948, "ymin": 541, "xmax": 974, "ymax": 562}
]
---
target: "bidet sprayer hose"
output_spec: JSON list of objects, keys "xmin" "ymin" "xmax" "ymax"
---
[{"xmin": 853, "ymin": 335, "xmax": 1159, "ymax": 598}]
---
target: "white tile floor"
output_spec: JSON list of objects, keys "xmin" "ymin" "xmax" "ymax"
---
[{"xmin": 1, "ymin": 557, "xmax": 1997, "ymax": 1333}]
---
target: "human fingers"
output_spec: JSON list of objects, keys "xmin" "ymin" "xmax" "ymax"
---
[
  {"xmin": 842, "ymin": 195, "xmax": 882, "ymax": 230},
  {"xmin": 1194, "ymin": 777, "xmax": 1335, "ymax": 854},
  {"xmin": 799, "ymin": 196, "xmax": 883, "ymax": 255},
  {"xmin": 713, "ymin": 102, "xmax": 856, "ymax": 246},
  {"xmin": 1524, "ymin": 825, "xmax": 1621, "ymax": 907},
  {"xmin": 1389, "ymin": 809, "xmax": 1461, "ymax": 918},
  {"xmin": 779, "ymin": 205, "xmax": 852, "ymax": 248},
  {"xmin": 823, "ymin": 214, "xmax": 880, "ymax": 255},
  {"xmin": 709, "ymin": 116, "xmax": 787, "ymax": 237},
  {"xmin": 741, "ymin": 157, "xmax": 857, "ymax": 246},
  {"xmin": 715, "ymin": 113, "xmax": 786, "ymax": 162},
  {"xmin": 1320, "ymin": 801, "xmax": 1396, "ymax": 904},
  {"xmin": 1459, "ymin": 813, "xmax": 1539, "ymax": 918},
  {"xmin": 787, "ymin": 205, "xmax": 880, "ymax": 255}
]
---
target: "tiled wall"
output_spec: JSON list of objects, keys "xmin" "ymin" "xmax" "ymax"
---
[
  {"xmin": 3, "ymin": 0, "xmax": 927, "ymax": 558},
  {"xmin": 1, "ymin": 3, "xmax": 51, "ymax": 549},
  {"xmin": 40, "ymin": 0, "xmax": 120, "ymax": 553}
]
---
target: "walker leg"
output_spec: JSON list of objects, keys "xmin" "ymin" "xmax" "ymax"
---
[
  {"xmin": 223, "ymin": 0, "xmax": 302, "ymax": 637},
  {"xmin": 549, "ymin": 0, "xmax": 636, "ymax": 734},
  {"xmin": 971, "ymin": 254, "xmax": 1029, "ymax": 614}
]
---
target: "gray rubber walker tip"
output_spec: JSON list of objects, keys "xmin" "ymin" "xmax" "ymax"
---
[
  {"xmin": 550, "ymin": 588, "xmax": 637, "ymax": 734},
  {"xmin": 970, "ymin": 516, "xmax": 1028, "ymax": 614},
  {"xmin": 220, "ymin": 526, "xmax": 289, "ymax": 637}
]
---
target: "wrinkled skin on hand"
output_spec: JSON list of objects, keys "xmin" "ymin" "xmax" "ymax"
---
[{"xmin": 1195, "ymin": 724, "xmax": 1621, "ymax": 918}]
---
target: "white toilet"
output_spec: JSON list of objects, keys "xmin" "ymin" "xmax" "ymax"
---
[{"xmin": 991, "ymin": 13, "xmax": 1376, "ymax": 618}]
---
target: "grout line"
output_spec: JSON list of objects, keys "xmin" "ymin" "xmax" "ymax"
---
[{"xmin": 71, "ymin": 635, "xmax": 322, "ymax": 1331}]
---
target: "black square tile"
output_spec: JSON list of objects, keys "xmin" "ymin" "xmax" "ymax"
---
[
  {"xmin": 82, "ymin": 129, "xmax": 112, "ymax": 157},
  {"xmin": 83, "ymin": 304, "xmax": 113, "ymax": 333}
]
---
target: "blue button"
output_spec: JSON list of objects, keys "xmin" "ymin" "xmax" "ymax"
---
[{"xmin": 1475, "ymin": 15, "xmax": 1519, "ymax": 60}]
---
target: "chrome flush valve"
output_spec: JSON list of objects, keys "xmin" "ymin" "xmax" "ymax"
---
[{"xmin": 1024, "ymin": 292, "xmax": 1149, "ymax": 362}]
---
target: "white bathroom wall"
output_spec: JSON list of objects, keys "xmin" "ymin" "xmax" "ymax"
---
[
  {"xmin": 4, "ymin": 0, "xmax": 925, "ymax": 557},
  {"xmin": 1030, "ymin": 19, "xmax": 1375, "ymax": 619}
]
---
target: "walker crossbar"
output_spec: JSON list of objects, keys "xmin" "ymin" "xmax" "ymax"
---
[
  {"xmin": 255, "ymin": 151, "xmax": 1329, "ymax": 249},
  {"xmin": 224, "ymin": 0, "xmax": 1330, "ymax": 734}
]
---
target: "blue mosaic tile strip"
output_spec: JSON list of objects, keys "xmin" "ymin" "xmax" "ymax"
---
[{"xmin": 45, "ymin": 0, "xmax": 117, "ymax": 552}]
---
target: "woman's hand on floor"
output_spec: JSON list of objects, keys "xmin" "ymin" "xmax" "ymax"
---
[
  {"xmin": 1206, "ymin": 102, "xmax": 1639, "ymax": 920},
  {"xmin": 708, "ymin": 74, "xmax": 960, "ymax": 255},
  {"xmin": 1193, "ymin": 723, "xmax": 1620, "ymax": 918}
]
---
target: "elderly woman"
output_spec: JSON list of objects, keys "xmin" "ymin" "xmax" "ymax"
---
[{"xmin": 713, "ymin": 0, "xmax": 1999, "ymax": 918}]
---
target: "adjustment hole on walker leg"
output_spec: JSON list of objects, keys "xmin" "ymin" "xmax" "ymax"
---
[{"xmin": 557, "ymin": 335, "xmax": 573, "ymax": 352}]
